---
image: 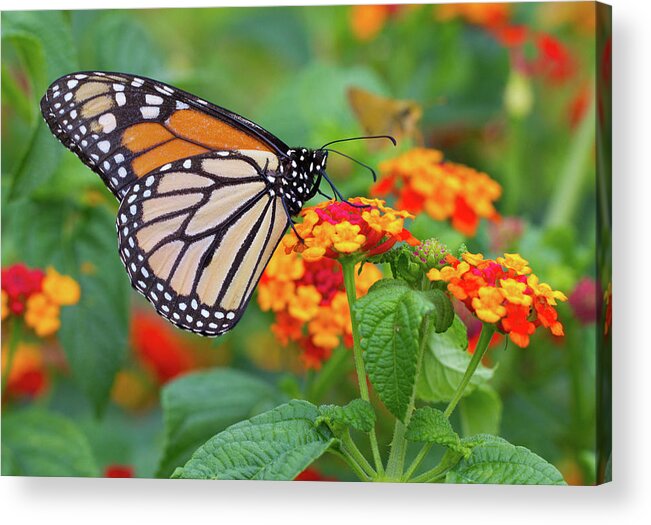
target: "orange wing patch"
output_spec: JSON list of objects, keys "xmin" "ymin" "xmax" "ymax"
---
[
  {"xmin": 122, "ymin": 110, "xmax": 272, "ymax": 178},
  {"xmin": 168, "ymin": 110, "xmax": 272, "ymax": 152},
  {"xmin": 132, "ymin": 140, "xmax": 209, "ymax": 177}
]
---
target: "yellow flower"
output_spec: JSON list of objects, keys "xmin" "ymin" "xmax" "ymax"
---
[
  {"xmin": 427, "ymin": 261, "xmax": 470, "ymax": 282},
  {"xmin": 471, "ymin": 286, "xmax": 507, "ymax": 323},
  {"xmin": 462, "ymin": 252, "xmax": 485, "ymax": 266},
  {"xmin": 257, "ymin": 280, "xmax": 296, "ymax": 312},
  {"xmin": 499, "ymin": 278, "xmax": 533, "ymax": 306},
  {"xmin": 266, "ymin": 248, "xmax": 305, "ymax": 282},
  {"xmin": 288, "ymin": 285, "xmax": 322, "ymax": 322},
  {"xmin": 356, "ymin": 263, "xmax": 383, "ymax": 297},
  {"xmin": 24, "ymin": 293, "xmax": 61, "ymax": 337},
  {"xmin": 527, "ymin": 274, "xmax": 568, "ymax": 305},
  {"xmin": 332, "ymin": 222, "xmax": 367, "ymax": 253},
  {"xmin": 497, "ymin": 253, "xmax": 532, "ymax": 275},
  {"xmin": 308, "ymin": 308, "xmax": 344, "ymax": 350},
  {"xmin": 42, "ymin": 267, "xmax": 81, "ymax": 306}
]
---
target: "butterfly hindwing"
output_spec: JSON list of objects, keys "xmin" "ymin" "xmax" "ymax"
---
[
  {"xmin": 40, "ymin": 71, "xmax": 288, "ymax": 199},
  {"xmin": 117, "ymin": 150, "xmax": 289, "ymax": 336}
]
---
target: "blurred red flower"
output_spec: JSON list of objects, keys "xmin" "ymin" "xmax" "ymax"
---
[
  {"xmin": 131, "ymin": 309, "xmax": 195, "ymax": 384},
  {"xmin": 568, "ymin": 277, "xmax": 599, "ymax": 325},
  {"xmin": 104, "ymin": 465, "xmax": 134, "ymax": 478},
  {"xmin": 294, "ymin": 467, "xmax": 336, "ymax": 481}
]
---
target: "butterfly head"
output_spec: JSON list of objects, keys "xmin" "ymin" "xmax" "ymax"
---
[{"xmin": 280, "ymin": 148, "xmax": 328, "ymax": 215}]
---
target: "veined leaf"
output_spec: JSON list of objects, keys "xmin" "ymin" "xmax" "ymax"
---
[
  {"xmin": 446, "ymin": 435, "xmax": 566, "ymax": 485},
  {"xmin": 318, "ymin": 399, "xmax": 376, "ymax": 434},
  {"xmin": 172, "ymin": 400, "xmax": 336, "ymax": 480},
  {"xmin": 157, "ymin": 368, "xmax": 282, "ymax": 477},
  {"xmin": 2, "ymin": 408, "xmax": 98, "ymax": 477},
  {"xmin": 417, "ymin": 316, "xmax": 493, "ymax": 404},
  {"xmin": 405, "ymin": 407, "xmax": 467, "ymax": 455},
  {"xmin": 356, "ymin": 280, "xmax": 440, "ymax": 421}
]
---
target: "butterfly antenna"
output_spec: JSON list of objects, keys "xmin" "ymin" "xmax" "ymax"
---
[
  {"xmin": 317, "ymin": 188, "xmax": 334, "ymax": 200},
  {"xmin": 324, "ymin": 148, "xmax": 378, "ymax": 182},
  {"xmin": 320, "ymin": 134, "xmax": 397, "ymax": 149}
]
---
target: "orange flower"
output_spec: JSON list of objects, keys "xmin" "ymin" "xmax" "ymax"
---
[
  {"xmin": 428, "ymin": 251, "xmax": 566, "ymax": 348},
  {"xmin": 349, "ymin": 5, "xmax": 410, "ymax": 41},
  {"xmin": 1, "ymin": 290, "xmax": 9, "ymax": 321},
  {"xmin": 258, "ymin": 248, "xmax": 382, "ymax": 370},
  {"xmin": 435, "ymin": 2, "xmax": 510, "ymax": 29},
  {"xmin": 375, "ymin": 149, "xmax": 501, "ymax": 237},
  {"xmin": 24, "ymin": 293, "xmax": 61, "ymax": 337},
  {"xmin": 1, "ymin": 343, "xmax": 49, "ymax": 398},
  {"xmin": 2, "ymin": 264, "xmax": 80, "ymax": 337},
  {"xmin": 42, "ymin": 267, "xmax": 81, "ymax": 306}
]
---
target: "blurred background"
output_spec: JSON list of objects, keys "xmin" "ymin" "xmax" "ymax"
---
[{"xmin": 1, "ymin": 3, "xmax": 608, "ymax": 483}]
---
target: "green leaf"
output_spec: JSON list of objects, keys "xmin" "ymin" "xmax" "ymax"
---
[
  {"xmin": 355, "ymin": 281, "xmax": 436, "ymax": 421},
  {"xmin": 318, "ymin": 399, "xmax": 376, "ymax": 434},
  {"xmin": 2, "ymin": 408, "xmax": 99, "ymax": 477},
  {"xmin": 57, "ymin": 206, "xmax": 130, "ymax": 416},
  {"xmin": 2, "ymin": 11, "xmax": 77, "ymax": 92},
  {"xmin": 405, "ymin": 407, "xmax": 467, "ymax": 454},
  {"xmin": 460, "ymin": 384, "xmax": 502, "ymax": 436},
  {"xmin": 417, "ymin": 316, "xmax": 493, "ymax": 404},
  {"xmin": 6, "ymin": 124, "xmax": 64, "ymax": 201},
  {"xmin": 157, "ymin": 368, "xmax": 282, "ymax": 478},
  {"xmin": 172, "ymin": 400, "xmax": 336, "ymax": 480},
  {"xmin": 446, "ymin": 436, "xmax": 566, "ymax": 485}
]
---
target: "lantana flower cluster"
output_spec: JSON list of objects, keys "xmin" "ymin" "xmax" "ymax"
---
[
  {"xmin": 282, "ymin": 197, "xmax": 418, "ymax": 263},
  {"xmin": 1, "ymin": 342, "xmax": 49, "ymax": 399},
  {"xmin": 2, "ymin": 263, "xmax": 81, "ymax": 337},
  {"xmin": 373, "ymin": 149, "xmax": 501, "ymax": 237},
  {"xmin": 258, "ymin": 249, "xmax": 381, "ymax": 369},
  {"xmin": 428, "ymin": 252, "xmax": 567, "ymax": 348}
]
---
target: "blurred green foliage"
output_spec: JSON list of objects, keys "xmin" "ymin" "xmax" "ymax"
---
[{"xmin": 2, "ymin": 4, "xmax": 600, "ymax": 483}]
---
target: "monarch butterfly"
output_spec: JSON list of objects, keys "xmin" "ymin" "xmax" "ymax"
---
[{"xmin": 40, "ymin": 71, "xmax": 391, "ymax": 336}]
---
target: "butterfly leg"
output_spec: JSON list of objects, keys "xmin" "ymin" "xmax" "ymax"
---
[{"xmin": 281, "ymin": 197, "xmax": 305, "ymax": 244}]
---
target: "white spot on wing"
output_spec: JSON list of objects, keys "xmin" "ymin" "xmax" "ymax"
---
[
  {"xmin": 146, "ymin": 94, "xmax": 164, "ymax": 105},
  {"xmin": 98, "ymin": 113, "xmax": 117, "ymax": 133},
  {"xmin": 140, "ymin": 106, "xmax": 160, "ymax": 119}
]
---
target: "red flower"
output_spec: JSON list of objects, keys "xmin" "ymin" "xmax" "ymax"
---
[
  {"xmin": 568, "ymin": 277, "xmax": 599, "ymax": 325},
  {"xmin": 131, "ymin": 310, "xmax": 195, "ymax": 384},
  {"xmin": 1, "ymin": 264, "xmax": 45, "ymax": 315},
  {"xmin": 104, "ymin": 465, "xmax": 134, "ymax": 478},
  {"xmin": 294, "ymin": 467, "xmax": 336, "ymax": 481}
]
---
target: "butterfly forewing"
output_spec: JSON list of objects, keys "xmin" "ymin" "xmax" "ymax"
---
[
  {"xmin": 40, "ymin": 71, "xmax": 288, "ymax": 199},
  {"xmin": 118, "ymin": 151, "xmax": 289, "ymax": 335}
]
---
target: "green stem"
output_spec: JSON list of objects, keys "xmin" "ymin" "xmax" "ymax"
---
[
  {"xmin": 403, "ymin": 442, "xmax": 432, "ymax": 481},
  {"xmin": 341, "ymin": 431, "xmax": 376, "ymax": 478},
  {"xmin": 333, "ymin": 448, "xmax": 371, "ymax": 482},
  {"xmin": 1, "ymin": 318, "xmax": 22, "ymax": 397},
  {"xmin": 409, "ymin": 461, "xmax": 453, "ymax": 483},
  {"xmin": 444, "ymin": 323, "xmax": 495, "ymax": 419},
  {"xmin": 404, "ymin": 323, "xmax": 495, "ymax": 481},
  {"xmin": 544, "ymin": 98, "xmax": 596, "ymax": 228},
  {"xmin": 386, "ymin": 316, "xmax": 432, "ymax": 480},
  {"xmin": 307, "ymin": 347, "xmax": 351, "ymax": 403},
  {"xmin": 341, "ymin": 260, "xmax": 384, "ymax": 477}
]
